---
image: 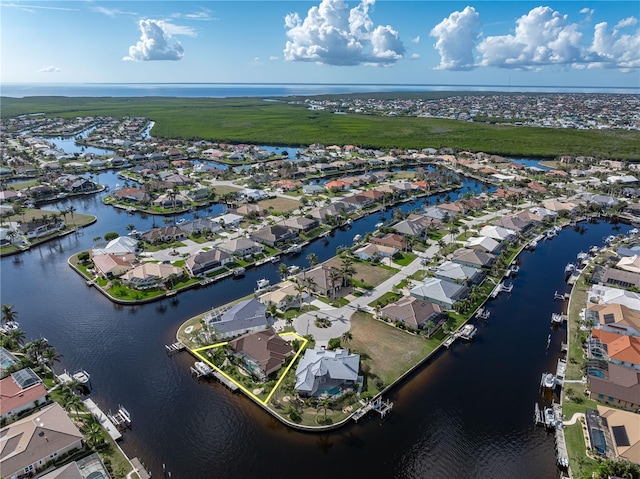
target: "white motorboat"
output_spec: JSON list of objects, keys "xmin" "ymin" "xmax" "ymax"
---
[
  {"xmin": 194, "ymin": 361, "xmax": 213, "ymax": 376},
  {"xmin": 564, "ymin": 263, "xmax": 576, "ymax": 275},
  {"xmin": 353, "ymin": 234, "xmax": 362, "ymax": 243},
  {"xmin": 256, "ymin": 278, "xmax": 270, "ymax": 290},
  {"xmin": 72, "ymin": 369, "xmax": 91, "ymax": 385},
  {"xmin": 544, "ymin": 407, "xmax": 557, "ymax": 428},
  {"xmin": 459, "ymin": 324, "xmax": 477, "ymax": 341},
  {"xmin": 541, "ymin": 372, "xmax": 556, "ymax": 389}
]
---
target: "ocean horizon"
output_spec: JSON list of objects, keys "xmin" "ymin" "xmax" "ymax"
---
[{"xmin": 1, "ymin": 82, "xmax": 638, "ymax": 98}]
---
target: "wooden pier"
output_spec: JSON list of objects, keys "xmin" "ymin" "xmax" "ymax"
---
[
  {"xmin": 554, "ymin": 291, "xmax": 570, "ymax": 300},
  {"xmin": 165, "ymin": 341, "xmax": 186, "ymax": 356},
  {"xmin": 211, "ymin": 370, "xmax": 238, "ymax": 391}
]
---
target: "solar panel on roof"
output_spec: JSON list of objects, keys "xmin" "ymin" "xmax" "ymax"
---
[
  {"xmin": 603, "ymin": 313, "xmax": 616, "ymax": 324},
  {"xmin": 612, "ymin": 425, "xmax": 631, "ymax": 447}
]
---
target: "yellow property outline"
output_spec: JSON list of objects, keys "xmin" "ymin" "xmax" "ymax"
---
[{"xmin": 192, "ymin": 332, "xmax": 308, "ymax": 405}]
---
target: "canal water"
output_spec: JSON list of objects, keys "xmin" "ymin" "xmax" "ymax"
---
[{"xmin": 1, "ymin": 171, "xmax": 629, "ymax": 478}]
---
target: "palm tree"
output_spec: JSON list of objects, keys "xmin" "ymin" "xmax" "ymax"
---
[
  {"xmin": 341, "ymin": 331, "xmax": 353, "ymax": 344},
  {"xmin": 279, "ymin": 262, "xmax": 289, "ymax": 279},
  {"xmin": 126, "ymin": 223, "xmax": 136, "ymax": 234},
  {"xmin": 306, "ymin": 253, "xmax": 318, "ymax": 268},
  {"xmin": 2, "ymin": 327, "xmax": 26, "ymax": 349},
  {"xmin": 82, "ymin": 420, "xmax": 104, "ymax": 449},
  {"xmin": 328, "ymin": 267, "xmax": 342, "ymax": 299},
  {"xmin": 63, "ymin": 392, "xmax": 84, "ymax": 417},
  {"xmin": 67, "ymin": 205, "xmax": 76, "ymax": 225},
  {"xmin": 42, "ymin": 346, "xmax": 63, "ymax": 377},
  {"xmin": 340, "ymin": 256, "xmax": 356, "ymax": 287},
  {"xmin": 1, "ymin": 304, "xmax": 18, "ymax": 327}
]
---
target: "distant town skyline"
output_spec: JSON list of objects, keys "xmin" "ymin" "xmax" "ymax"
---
[{"xmin": 1, "ymin": 0, "xmax": 639, "ymax": 88}]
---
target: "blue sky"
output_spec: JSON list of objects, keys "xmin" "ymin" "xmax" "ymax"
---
[{"xmin": 1, "ymin": 0, "xmax": 639, "ymax": 87}]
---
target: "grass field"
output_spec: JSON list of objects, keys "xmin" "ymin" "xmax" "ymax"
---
[
  {"xmin": 3, "ymin": 96, "xmax": 639, "ymax": 159},
  {"xmin": 323, "ymin": 257, "xmax": 398, "ymax": 287},
  {"xmin": 258, "ymin": 197, "xmax": 300, "ymax": 213},
  {"xmin": 349, "ymin": 311, "xmax": 432, "ymax": 386}
]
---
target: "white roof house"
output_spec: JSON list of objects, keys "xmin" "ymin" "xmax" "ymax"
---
[
  {"xmin": 589, "ymin": 285, "xmax": 640, "ymax": 311},
  {"xmin": 464, "ymin": 236, "xmax": 501, "ymax": 253},
  {"xmin": 478, "ymin": 225, "xmax": 516, "ymax": 242},
  {"xmin": 91, "ymin": 236, "xmax": 138, "ymax": 256},
  {"xmin": 410, "ymin": 277, "xmax": 468, "ymax": 309}
]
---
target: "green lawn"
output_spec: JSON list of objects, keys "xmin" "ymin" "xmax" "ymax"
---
[
  {"xmin": 349, "ymin": 312, "xmax": 435, "ymax": 389},
  {"xmin": 564, "ymin": 422, "xmax": 599, "ymax": 479}
]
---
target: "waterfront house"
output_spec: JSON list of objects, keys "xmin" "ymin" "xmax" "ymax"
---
[
  {"xmin": 0, "ymin": 368, "xmax": 48, "ymax": 420},
  {"xmin": 250, "ymin": 225, "xmax": 297, "ymax": 247},
  {"xmin": 591, "ymin": 266, "xmax": 640, "ymax": 290},
  {"xmin": 228, "ymin": 329, "xmax": 293, "ymax": 382},
  {"xmin": 590, "ymin": 329, "xmax": 640, "ymax": 370},
  {"xmin": 205, "ymin": 299, "xmax": 271, "ymax": 339},
  {"xmin": 616, "ymin": 255, "xmax": 640, "ymax": 274},
  {"xmin": 617, "ymin": 244, "xmax": 640, "ymax": 258},
  {"xmin": 490, "ymin": 215, "xmax": 533, "ymax": 234},
  {"xmin": 380, "ymin": 296, "xmax": 444, "ymax": 332},
  {"xmin": 113, "ymin": 187, "xmax": 149, "ymax": 204},
  {"xmin": 91, "ymin": 236, "xmax": 139, "ymax": 256},
  {"xmin": 0, "ymin": 403, "xmax": 83, "ymax": 479},
  {"xmin": 409, "ymin": 277, "xmax": 469, "ymax": 309},
  {"xmin": 185, "ymin": 248, "xmax": 232, "ymax": 277},
  {"xmin": 0, "ymin": 347, "xmax": 19, "ymax": 376},
  {"xmin": 210, "ymin": 213, "xmax": 243, "ymax": 229},
  {"xmin": 464, "ymin": 236, "xmax": 502, "ymax": 254},
  {"xmin": 392, "ymin": 219, "xmax": 425, "ymax": 237},
  {"xmin": 258, "ymin": 281, "xmax": 304, "ymax": 312},
  {"xmin": 282, "ymin": 216, "xmax": 319, "ymax": 233},
  {"xmin": 587, "ymin": 303, "xmax": 640, "ymax": 337},
  {"xmin": 302, "ymin": 184, "xmax": 325, "ymax": 195},
  {"xmin": 434, "ymin": 261, "xmax": 485, "ymax": 285},
  {"xmin": 294, "ymin": 347, "xmax": 360, "ymax": 398},
  {"xmin": 353, "ymin": 243, "xmax": 398, "ymax": 261},
  {"xmin": 295, "ymin": 265, "xmax": 343, "ymax": 297},
  {"xmin": 371, "ymin": 233, "xmax": 406, "ymax": 251},
  {"xmin": 590, "ymin": 406, "xmax": 640, "ymax": 462},
  {"xmin": 588, "ymin": 363, "xmax": 640, "ymax": 411},
  {"xmin": 589, "ymin": 285, "xmax": 640, "ymax": 312},
  {"xmin": 450, "ymin": 248, "xmax": 496, "ymax": 269},
  {"xmin": 218, "ymin": 237, "xmax": 264, "ymax": 258},
  {"xmin": 422, "ymin": 206, "xmax": 449, "ymax": 222},
  {"xmin": 121, "ymin": 263, "xmax": 184, "ymax": 290},
  {"xmin": 152, "ymin": 193, "xmax": 189, "ymax": 209},
  {"xmin": 92, "ymin": 253, "xmax": 135, "ymax": 278}
]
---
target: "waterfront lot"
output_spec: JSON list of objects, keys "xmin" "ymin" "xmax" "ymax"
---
[{"xmin": 349, "ymin": 311, "xmax": 439, "ymax": 389}]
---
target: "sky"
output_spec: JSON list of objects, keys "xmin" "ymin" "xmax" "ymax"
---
[{"xmin": 1, "ymin": 0, "xmax": 639, "ymax": 87}]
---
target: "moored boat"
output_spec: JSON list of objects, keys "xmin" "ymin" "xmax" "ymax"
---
[{"xmin": 459, "ymin": 324, "xmax": 477, "ymax": 341}]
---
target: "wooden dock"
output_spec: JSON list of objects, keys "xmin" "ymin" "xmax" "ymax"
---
[
  {"xmin": 83, "ymin": 398, "xmax": 122, "ymax": 441},
  {"xmin": 165, "ymin": 341, "xmax": 186, "ymax": 356},
  {"xmin": 211, "ymin": 370, "xmax": 238, "ymax": 391}
]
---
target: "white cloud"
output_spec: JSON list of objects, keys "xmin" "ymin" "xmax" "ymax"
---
[
  {"xmin": 269, "ymin": 56, "xmax": 279, "ymax": 61},
  {"xmin": 614, "ymin": 17, "xmax": 638, "ymax": 30},
  {"xmin": 92, "ymin": 6, "xmax": 137, "ymax": 17},
  {"xmin": 589, "ymin": 20, "xmax": 640, "ymax": 70},
  {"xmin": 38, "ymin": 66, "xmax": 61, "ymax": 73},
  {"xmin": 430, "ymin": 6, "xmax": 480, "ymax": 70},
  {"xmin": 477, "ymin": 6, "xmax": 583, "ymax": 69},
  {"xmin": 411, "ymin": 36, "xmax": 420, "ymax": 44},
  {"xmin": 410, "ymin": 53, "xmax": 420, "ymax": 59},
  {"xmin": 283, "ymin": 0, "xmax": 405, "ymax": 66},
  {"xmin": 123, "ymin": 19, "xmax": 186, "ymax": 62}
]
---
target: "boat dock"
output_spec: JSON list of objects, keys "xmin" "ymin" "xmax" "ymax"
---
[
  {"xmin": 190, "ymin": 361, "xmax": 214, "ymax": 378},
  {"xmin": 108, "ymin": 406, "xmax": 132, "ymax": 432},
  {"xmin": 211, "ymin": 370, "xmax": 239, "ymax": 392},
  {"xmin": 130, "ymin": 458, "xmax": 151, "ymax": 479},
  {"xmin": 165, "ymin": 341, "xmax": 186, "ymax": 356},
  {"xmin": 554, "ymin": 291, "xmax": 570, "ymax": 300},
  {"xmin": 556, "ymin": 357, "xmax": 567, "ymax": 386},
  {"xmin": 551, "ymin": 313, "xmax": 567, "ymax": 324},
  {"xmin": 352, "ymin": 396, "xmax": 393, "ymax": 423},
  {"xmin": 82, "ymin": 398, "xmax": 122, "ymax": 441}
]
